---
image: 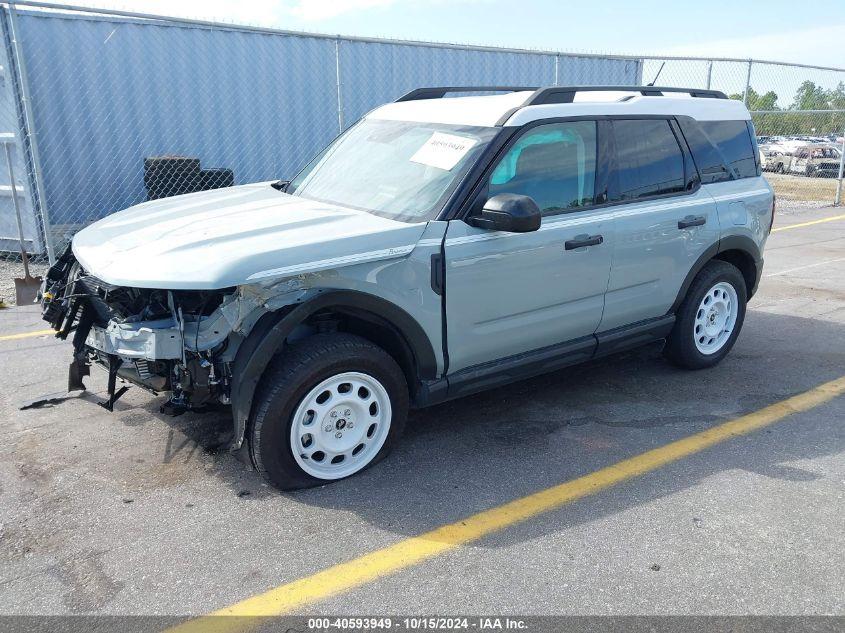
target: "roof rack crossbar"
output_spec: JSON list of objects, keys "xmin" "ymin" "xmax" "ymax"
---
[
  {"xmin": 396, "ymin": 86, "xmax": 538, "ymax": 102},
  {"xmin": 525, "ymin": 85, "xmax": 728, "ymax": 105}
]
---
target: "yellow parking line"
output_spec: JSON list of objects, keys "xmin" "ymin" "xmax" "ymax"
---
[
  {"xmin": 0, "ymin": 328, "xmax": 55, "ymax": 342},
  {"xmin": 170, "ymin": 374, "xmax": 845, "ymax": 632},
  {"xmin": 773, "ymin": 213, "xmax": 845, "ymax": 232}
]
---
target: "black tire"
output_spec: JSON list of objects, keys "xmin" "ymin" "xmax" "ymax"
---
[
  {"xmin": 249, "ymin": 333, "xmax": 408, "ymax": 490},
  {"xmin": 664, "ymin": 260, "xmax": 747, "ymax": 370}
]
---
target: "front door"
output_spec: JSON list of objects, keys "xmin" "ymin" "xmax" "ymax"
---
[{"xmin": 444, "ymin": 120, "xmax": 613, "ymax": 373}]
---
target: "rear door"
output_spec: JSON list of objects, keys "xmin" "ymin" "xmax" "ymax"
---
[
  {"xmin": 599, "ymin": 118, "xmax": 719, "ymax": 331},
  {"xmin": 444, "ymin": 120, "xmax": 613, "ymax": 373}
]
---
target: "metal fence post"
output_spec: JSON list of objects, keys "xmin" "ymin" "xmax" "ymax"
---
[
  {"xmin": 4, "ymin": 3, "xmax": 54, "ymax": 263},
  {"xmin": 835, "ymin": 127, "xmax": 845, "ymax": 207},
  {"xmin": 705, "ymin": 59, "xmax": 713, "ymax": 89},
  {"xmin": 554, "ymin": 54, "xmax": 560, "ymax": 85},
  {"xmin": 742, "ymin": 59, "xmax": 752, "ymax": 105},
  {"xmin": 334, "ymin": 37, "xmax": 344, "ymax": 134}
]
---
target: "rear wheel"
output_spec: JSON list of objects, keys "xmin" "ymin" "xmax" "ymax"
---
[
  {"xmin": 249, "ymin": 333, "xmax": 408, "ymax": 490},
  {"xmin": 664, "ymin": 260, "xmax": 747, "ymax": 370}
]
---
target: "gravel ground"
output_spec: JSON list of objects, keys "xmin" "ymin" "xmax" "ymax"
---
[
  {"xmin": 765, "ymin": 171, "xmax": 843, "ymax": 207},
  {"xmin": 0, "ymin": 258, "xmax": 48, "ymax": 307}
]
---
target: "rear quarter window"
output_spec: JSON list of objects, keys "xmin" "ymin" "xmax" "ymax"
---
[
  {"xmin": 699, "ymin": 120, "xmax": 759, "ymax": 179},
  {"xmin": 677, "ymin": 118, "xmax": 761, "ymax": 183}
]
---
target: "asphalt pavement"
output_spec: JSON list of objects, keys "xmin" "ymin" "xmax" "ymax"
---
[{"xmin": 0, "ymin": 205, "xmax": 843, "ymax": 618}]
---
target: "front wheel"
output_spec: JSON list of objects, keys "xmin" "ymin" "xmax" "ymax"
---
[
  {"xmin": 249, "ymin": 333, "xmax": 408, "ymax": 490},
  {"xmin": 664, "ymin": 260, "xmax": 747, "ymax": 370}
]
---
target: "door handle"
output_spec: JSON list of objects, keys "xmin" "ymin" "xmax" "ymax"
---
[
  {"xmin": 565, "ymin": 234, "xmax": 603, "ymax": 250},
  {"xmin": 678, "ymin": 215, "xmax": 706, "ymax": 229}
]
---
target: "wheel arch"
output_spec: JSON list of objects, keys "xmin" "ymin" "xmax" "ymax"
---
[
  {"xmin": 671, "ymin": 236, "xmax": 762, "ymax": 313},
  {"xmin": 229, "ymin": 290, "xmax": 437, "ymax": 457},
  {"xmin": 713, "ymin": 248, "xmax": 758, "ymax": 300}
]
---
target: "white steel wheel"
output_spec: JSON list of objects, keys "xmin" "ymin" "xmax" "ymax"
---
[
  {"xmin": 290, "ymin": 371, "xmax": 392, "ymax": 480},
  {"xmin": 693, "ymin": 281, "xmax": 739, "ymax": 355}
]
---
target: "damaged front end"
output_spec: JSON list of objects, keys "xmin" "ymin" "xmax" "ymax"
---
[{"xmin": 41, "ymin": 245, "xmax": 241, "ymax": 414}]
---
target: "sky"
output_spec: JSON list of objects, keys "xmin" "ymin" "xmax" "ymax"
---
[{"xmin": 63, "ymin": 0, "xmax": 845, "ymax": 68}]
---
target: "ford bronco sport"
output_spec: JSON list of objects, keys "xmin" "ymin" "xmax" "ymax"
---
[{"xmin": 40, "ymin": 85, "xmax": 774, "ymax": 490}]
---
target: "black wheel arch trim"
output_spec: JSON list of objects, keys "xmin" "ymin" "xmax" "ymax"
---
[
  {"xmin": 228, "ymin": 290, "xmax": 438, "ymax": 454},
  {"xmin": 670, "ymin": 235, "xmax": 762, "ymax": 313}
]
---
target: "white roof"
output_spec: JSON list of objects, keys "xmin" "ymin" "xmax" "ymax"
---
[
  {"xmin": 367, "ymin": 90, "xmax": 751, "ymax": 128},
  {"xmin": 368, "ymin": 91, "xmax": 534, "ymax": 127}
]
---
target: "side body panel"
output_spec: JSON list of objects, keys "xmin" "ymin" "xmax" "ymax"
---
[
  {"xmin": 443, "ymin": 212, "xmax": 613, "ymax": 374},
  {"xmin": 600, "ymin": 188, "xmax": 719, "ymax": 331},
  {"xmin": 709, "ymin": 176, "xmax": 774, "ymax": 255},
  {"xmin": 302, "ymin": 220, "xmax": 448, "ymax": 374}
]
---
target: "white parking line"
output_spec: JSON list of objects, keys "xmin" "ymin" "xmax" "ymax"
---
[{"xmin": 764, "ymin": 257, "xmax": 845, "ymax": 278}]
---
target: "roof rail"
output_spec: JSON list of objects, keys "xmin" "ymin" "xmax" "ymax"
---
[
  {"xmin": 396, "ymin": 86, "xmax": 538, "ymax": 102},
  {"xmin": 395, "ymin": 85, "xmax": 728, "ymax": 105},
  {"xmin": 525, "ymin": 85, "xmax": 728, "ymax": 105}
]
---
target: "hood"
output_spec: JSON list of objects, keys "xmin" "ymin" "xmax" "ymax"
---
[{"xmin": 72, "ymin": 183, "xmax": 427, "ymax": 289}]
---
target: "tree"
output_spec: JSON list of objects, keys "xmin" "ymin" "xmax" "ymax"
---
[
  {"xmin": 723, "ymin": 81, "xmax": 844, "ymax": 136},
  {"xmin": 791, "ymin": 81, "xmax": 828, "ymax": 110},
  {"xmin": 727, "ymin": 87, "xmax": 779, "ymax": 111}
]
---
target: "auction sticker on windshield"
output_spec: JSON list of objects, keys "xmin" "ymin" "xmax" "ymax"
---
[{"xmin": 410, "ymin": 132, "xmax": 477, "ymax": 170}]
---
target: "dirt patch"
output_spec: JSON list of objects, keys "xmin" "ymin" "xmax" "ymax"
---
[{"xmin": 766, "ymin": 172, "xmax": 842, "ymax": 206}]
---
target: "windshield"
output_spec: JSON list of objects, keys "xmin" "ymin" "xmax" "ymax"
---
[{"xmin": 288, "ymin": 119, "xmax": 500, "ymax": 222}]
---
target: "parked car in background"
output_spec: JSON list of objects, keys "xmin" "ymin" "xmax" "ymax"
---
[
  {"xmin": 787, "ymin": 144, "xmax": 842, "ymax": 177},
  {"xmin": 766, "ymin": 137, "xmax": 805, "ymax": 155},
  {"xmin": 761, "ymin": 148, "xmax": 789, "ymax": 173}
]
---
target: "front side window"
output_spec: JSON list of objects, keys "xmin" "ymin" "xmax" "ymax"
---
[
  {"xmin": 289, "ymin": 119, "xmax": 499, "ymax": 222},
  {"xmin": 488, "ymin": 121, "xmax": 597, "ymax": 213},
  {"xmin": 611, "ymin": 119, "xmax": 685, "ymax": 201}
]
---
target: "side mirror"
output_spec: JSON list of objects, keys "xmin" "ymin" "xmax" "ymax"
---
[{"xmin": 469, "ymin": 193, "xmax": 541, "ymax": 233}]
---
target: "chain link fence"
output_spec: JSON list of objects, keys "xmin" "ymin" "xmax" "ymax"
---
[
  {"xmin": 640, "ymin": 56, "xmax": 845, "ymax": 208},
  {"xmin": 1, "ymin": 1, "xmax": 844, "ymax": 305}
]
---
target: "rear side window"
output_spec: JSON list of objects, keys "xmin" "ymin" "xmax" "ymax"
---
[
  {"xmin": 611, "ymin": 119, "xmax": 685, "ymax": 201},
  {"xmin": 676, "ymin": 117, "xmax": 731, "ymax": 184},
  {"xmin": 699, "ymin": 120, "xmax": 758, "ymax": 179}
]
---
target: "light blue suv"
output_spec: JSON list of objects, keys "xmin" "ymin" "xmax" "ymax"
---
[{"xmin": 41, "ymin": 85, "xmax": 774, "ymax": 489}]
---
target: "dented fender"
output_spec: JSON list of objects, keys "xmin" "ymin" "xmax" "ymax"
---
[{"xmin": 228, "ymin": 289, "xmax": 439, "ymax": 456}]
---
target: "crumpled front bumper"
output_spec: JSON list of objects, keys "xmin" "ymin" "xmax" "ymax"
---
[{"xmin": 85, "ymin": 319, "xmax": 186, "ymax": 360}]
